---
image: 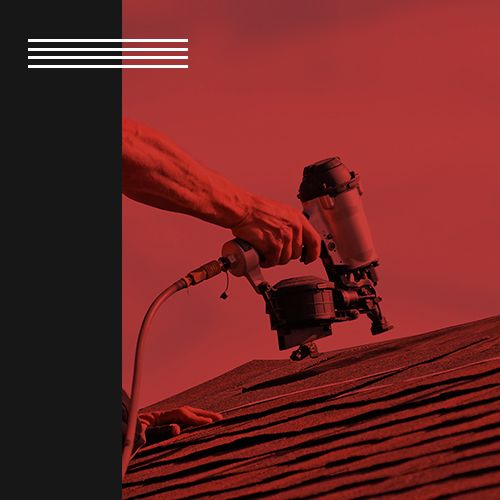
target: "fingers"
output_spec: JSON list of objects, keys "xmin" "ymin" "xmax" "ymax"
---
[
  {"xmin": 154, "ymin": 406, "xmax": 223, "ymax": 427},
  {"xmin": 276, "ymin": 217, "xmax": 317, "ymax": 266},
  {"xmin": 242, "ymin": 221, "xmax": 314, "ymax": 268},
  {"xmin": 138, "ymin": 406, "xmax": 223, "ymax": 445},
  {"xmin": 230, "ymin": 196, "xmax": 321, "ymax": 268},
  {"xmin": 179, "ymin": 410, "xmax": 213, "ymax": 426},
  {"xmin": 140, "ymin": 406, "xmax": 223, "ymax": 430},
  {"xmin": 183, "ymin": 406, "xmax": 224, "ymax": 421},
  {"xmin": 261, "ymin": 231, "xmax": 292, "ymax": 268},
  {"xmin": 301, "ymin": 217, "xmax": 321, "ymax": 264},
  {"xmin": 291, "ymin": 224, "xmax": 303, "ymax": 260},
  {"xmin": 278, "ymin": 228, "xmax": 293, "ymax": 265},
  {"xmin": 177, "ymin": 406, "xmax": 223, "ymax": 427},
  {"xmin": 145, "ymin": 423, "xmax": 181, "ymax": 443},
  {"xmin": 261, "ymin": 240, "xmax": 282, "ymax": 268}
]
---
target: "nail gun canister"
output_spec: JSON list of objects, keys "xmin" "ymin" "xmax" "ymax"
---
[
  {"xmin": 267, "ymin": 276, "xmax": 335, "ymax": 350},
  {"xmin": 298, "ymin": 157, "xmax": 379, "ymax": 270}
]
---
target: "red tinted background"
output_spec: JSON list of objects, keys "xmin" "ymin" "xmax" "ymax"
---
[{"xmin": 123, "ymin": 0, "xmax": 500, "ymax": 407}]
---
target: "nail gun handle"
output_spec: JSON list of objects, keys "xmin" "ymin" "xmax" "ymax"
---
[{"xmin": 221, "ymin": 238, "xmax": 269, "ymax": 293}]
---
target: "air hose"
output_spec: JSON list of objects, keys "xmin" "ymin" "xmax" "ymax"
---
[{"xmin": 122, "ymin": 258, "xmax": 229, "ymax": 480}]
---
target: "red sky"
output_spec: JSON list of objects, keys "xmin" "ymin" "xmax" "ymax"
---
[{"xmin": 123, "ymin": 0, "xmax": 500, "ymax": 407}]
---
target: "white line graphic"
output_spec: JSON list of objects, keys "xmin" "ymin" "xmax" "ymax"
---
[
  {"xmin": 27, "ymin": 38, "xmax": 190, "ymax": 69},
  {"xmin": 28, "ymin": 47, "xmax": 189, "ymax": 52},
  {"xmin": 28, "ymin": 56, "xmax": 189, "ymax": 60},
  {"xmin": 28, "ymin": 39, "xmax": 188, "ymax": 43},
  {"xmin": 28, "ymin": 65, "xmax": 189, "ymax": 69}
]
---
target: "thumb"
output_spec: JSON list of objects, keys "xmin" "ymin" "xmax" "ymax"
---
[{"xmin": 145, "ymin": 423, "xmax": 181, "ymax": 443}]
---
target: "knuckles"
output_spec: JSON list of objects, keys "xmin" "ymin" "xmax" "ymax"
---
[{"xmin": 235, "ymin": 200, "xmax": 321, "ymax": 266}]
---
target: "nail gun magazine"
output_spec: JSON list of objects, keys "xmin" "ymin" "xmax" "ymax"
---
[{"xmin": 27, "ymin": 1, "xmax": 500, "ymax": 498}]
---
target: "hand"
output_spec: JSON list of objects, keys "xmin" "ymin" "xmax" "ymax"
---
[
  {"xmin": 138, "ymin": 406, "xmax": 223, "ymax": 443},
  {"xmin": 231, "ymin": 194, "xmax": 321, "ymax": 268}
]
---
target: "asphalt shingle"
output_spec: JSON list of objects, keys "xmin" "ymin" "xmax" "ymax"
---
[{"xmin": 123, "ymin": 315, "xmax": 500, "ymax": 499}]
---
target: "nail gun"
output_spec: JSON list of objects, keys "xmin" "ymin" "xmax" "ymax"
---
[{"xmin": 222, "ymin": 156, "xmax": 392, "ymax": 360}]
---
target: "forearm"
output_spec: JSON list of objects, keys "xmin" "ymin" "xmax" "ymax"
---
[{"xmin": 122, "ymin": 118, "xmax": 250, "ymax": 228}]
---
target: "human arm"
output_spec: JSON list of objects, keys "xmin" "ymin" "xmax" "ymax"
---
[{"xmin": 122, "ymin": 119, "xmax": 321, "ymax": 266}]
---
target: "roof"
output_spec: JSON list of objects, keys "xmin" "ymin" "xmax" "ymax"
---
[{"xmin": 123, "ymin": 315, "xmax": 500, "ymax": 499}]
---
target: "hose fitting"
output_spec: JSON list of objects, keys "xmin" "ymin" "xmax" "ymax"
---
[{"xmin": 183, "ymin": 259, "xmax": 226, "ymax": 287}]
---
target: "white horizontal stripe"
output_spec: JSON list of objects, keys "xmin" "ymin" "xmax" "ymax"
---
[
  {"xmin": 28, "ymin": 65, "xmax": 189, "ymax": 69},
  {"xmin": 28, "ymin": 38, "xmax": 188, "ymax": 43},
  {"xmin": 28, "ymin": 47, "xmax": 189, "ymax": 52},
  {"xmin": 28, "ymin": 55, "xmax": 189, "ymax": 60}
]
